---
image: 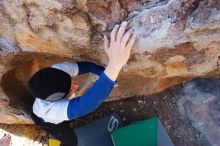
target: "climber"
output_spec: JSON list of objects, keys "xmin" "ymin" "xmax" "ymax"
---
[{"xmin": 27, "ymin": 21, "xmax": 136, "ymax": 146}]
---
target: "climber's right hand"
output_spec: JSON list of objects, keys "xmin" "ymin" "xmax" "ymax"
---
[{"xmin": 104, "ymin": 21, "xmax": 136, "ymax": 81}]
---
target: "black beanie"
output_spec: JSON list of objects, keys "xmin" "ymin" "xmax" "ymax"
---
[{"xmin": 28, "ymin": 67, "xmax": 71, "ymax": 101}]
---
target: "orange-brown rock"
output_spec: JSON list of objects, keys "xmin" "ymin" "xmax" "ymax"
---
[{"xmin": 0, "ymin": 0, "xmax": 220, "ymax": 124}]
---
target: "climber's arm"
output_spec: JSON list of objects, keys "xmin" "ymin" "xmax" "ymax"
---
[
  {"xmin": 67, "ymin": 72, "xmax": 115, "ymax": 119},
  {"xmin": 51, "ymin": 62, "xmax": 104, "ymax": 76},
  {"xmin": 67, "ymin": 21, "xmax": 136, "ymax": 120},
  {"xmin": 33, "ymin": 21, "xmax": 136, "ymax": 123},
  {"xmin": 76, "ymin": 61, "xmax": 104, "ymax": 76}
]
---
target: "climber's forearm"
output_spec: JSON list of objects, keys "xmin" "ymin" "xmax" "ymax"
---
[
  {"xmin": 67, "ymin": 72, "xmax": 115, "ymax": 120},
  {"xmin": 51, "ymin": 61, "xmax": 104, "ymax": 77},
  {"xmin": 77, "ymin": 61, "xmax": 105, "ymax": 76},
  {"xmin": 104, "ymin": 62, "xmax": 121, "ymax": 82}
]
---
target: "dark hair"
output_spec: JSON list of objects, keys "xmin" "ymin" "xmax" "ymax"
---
[{"xmin": 28, "ymin": 67, "xmax": 71, "ymax": 101}]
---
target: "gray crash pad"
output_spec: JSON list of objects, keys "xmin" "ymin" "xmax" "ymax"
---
[{"xmin": 74, "ymin": 113, "xmax": 123, "ymax": 146}]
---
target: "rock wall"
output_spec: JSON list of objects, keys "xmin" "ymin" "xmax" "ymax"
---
[
  {"xmin": 0, "ymin": 0, "xmax": 220, "ymax": 124},
  {"xmin": 178, "ymin": 78, "xmax": 220, "ymax": 146}
]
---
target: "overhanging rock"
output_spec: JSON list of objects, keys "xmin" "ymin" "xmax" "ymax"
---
[{"xmin": 0, "ymin": 0, "xmax": 220, "ymax": 124}]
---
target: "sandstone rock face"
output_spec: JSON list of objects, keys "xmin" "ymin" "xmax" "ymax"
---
[
  {"xmin": 0, "ymin": 0, "xmax": 220, "ymax": 124},
  {"xmin": 178, "ymin": 78, "xmax": 220, "ymax": 146}
]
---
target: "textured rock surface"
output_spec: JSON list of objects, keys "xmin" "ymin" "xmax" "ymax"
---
[
  {"xmin": 0, "ymin": 0, "xmax": 220, "ymax": 124},
  {"xmin": 178, "ymin": 78, "xmax": 220, "ymax": 146},
  {"xmin": 0, "ymin": 123, "xmax": 45, "ymax": 146}
]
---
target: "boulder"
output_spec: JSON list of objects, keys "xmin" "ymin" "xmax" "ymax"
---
[
  {"xmin": 177, "ymin": 78, "xmax": 220, "ymax": 146},
  {"xmin": 0, "ymin": 0, "xmax": 220, "ymax": 124}
]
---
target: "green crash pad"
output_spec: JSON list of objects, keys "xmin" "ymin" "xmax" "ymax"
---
[{"xmin": 111, "ymin": 117, "xmax": 174, "ymax": 146}]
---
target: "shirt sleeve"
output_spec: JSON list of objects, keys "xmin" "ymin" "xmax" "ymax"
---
[
  {"xmin": 52, "ymin": 61, "xmax": 105, "ymax": 76},
  {"xmin": 52, "ymin": 62, "xmax": 79, "ymax": 76},
  {"xmin": 76, "ymin": 61, "xmax": 105, "ymax": 76},
  {"xmin": 33, "ymin": 98, "xmax": 70, "ymax": 124},
  {"xmin": 67, "ymin": 72, "xmax": 115, "ymax": 120}
]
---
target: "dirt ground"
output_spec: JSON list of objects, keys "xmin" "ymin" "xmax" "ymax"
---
[
  {"xmin": 0, "ymin": 84, "xmax": 210, "ymax": 146},
  {"xmin": 71, "ymin": 85, "xmax": 210, "ymax": 146}
]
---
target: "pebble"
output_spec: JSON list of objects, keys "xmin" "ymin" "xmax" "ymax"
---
[
  {"xmin": 120, "ymin": 109, "xmax": 124, "ymax": 113},
  {"xmin": 122, "ymin": 117, "xmax": 127, "ymax": 122},
  {"xmin": 132, "ymin": 108, "xmax": 137, "ymax": 112},
  {"xmin": 138, "ymin": 100, "xmax": 145, "ymax": 104}
]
